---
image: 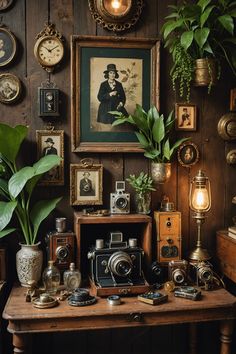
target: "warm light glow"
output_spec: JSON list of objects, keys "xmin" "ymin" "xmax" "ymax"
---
[
  {"xmin": 111, "ymin": 0, "xmax": 121, "ymax": 9},
  {"xmin": 192, "ymin": 187, "xmax": 210, "ymax": 211}
]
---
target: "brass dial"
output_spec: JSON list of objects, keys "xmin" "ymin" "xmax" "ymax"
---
[{"xmin": 34, "ymin": 35, "xmax": 64, "ymax": 68}]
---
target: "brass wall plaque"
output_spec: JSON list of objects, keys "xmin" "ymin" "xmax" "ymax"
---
[{"xmin": 217, "ymin": 112, "xmax": 236, "ymax": 140}]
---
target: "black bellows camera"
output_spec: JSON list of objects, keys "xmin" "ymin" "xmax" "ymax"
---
[{"xmin": 87, "ymin": 232, "xmax": 146, "ymax": 288}]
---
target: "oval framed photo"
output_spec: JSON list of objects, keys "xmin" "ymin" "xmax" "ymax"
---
[
  {"xmin": 0, "ymin": 0, "xmax": 14, "ymax": 11},
  {"xmin": 0, "ymin": 73, "xmax": 21, "ymax": 104},
  {"xmin": 177, "ymin": 141, "xmax": 200, "ymax": 168},
  {"xmin": 0, "ymin": 27, "xmax": 17, "ymax": 67}
]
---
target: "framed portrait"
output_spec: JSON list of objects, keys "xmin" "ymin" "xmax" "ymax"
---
[
  {"xmin": 0, "ymin": 0, "xmax": 14, "ymax": 11},
  {"xmin": 36, "ymin": 130, "xmax": 64, "ymax": 185},
  {"xmin": 0, "ymin": 73, "xmax": 21, "ymax": 104},
  {"xmin": 230, "ymin": 88, "xmax": 236, "ymax": 111},
  {"xmin": 177, "ymin": 142, "xmax": 200, "ymax": 168},
  {"xmin": 71, "ymin": 35, "xmax": 160, "ymax": 152},
  {"xmin": 175, "ymin": 103, "xmax": 197, "ymax": 131},
  {"xmin": 70, "ymin": 164, "xmax": 103, "ymax": 205},
  {"xmin": 0, "ymin": 27, "xmax": 17, "ymax": 66}
]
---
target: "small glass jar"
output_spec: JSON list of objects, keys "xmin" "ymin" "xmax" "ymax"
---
[
  {"xmin": 63, "ymin": 263, "xmax": 81, "ymax": 291},
  {"xmin": 135, "ymin": 192, "xmax": 151, "ymax": 214},
  {"xmin": 42, "ymin": 260, "xmax": 60, "ymax": 295}
]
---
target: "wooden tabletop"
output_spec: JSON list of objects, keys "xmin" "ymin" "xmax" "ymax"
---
[{"xmin": 3, "ymin": 286, "xmax": 236, "ymax": 334}]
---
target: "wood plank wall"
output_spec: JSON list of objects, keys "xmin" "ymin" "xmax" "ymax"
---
[{"xmin": 0, "ymin": 1, "xmax": 236, "ymax": 353}]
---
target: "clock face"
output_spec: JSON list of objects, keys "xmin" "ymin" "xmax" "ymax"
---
[{"xmin": 35, "ymin": 36, "xmax": 64, "ymax": 67}]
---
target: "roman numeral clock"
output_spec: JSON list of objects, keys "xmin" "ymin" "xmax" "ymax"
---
[{"xmin": 34, "ymin": 23, "xmax": 64, "ymax": 72}]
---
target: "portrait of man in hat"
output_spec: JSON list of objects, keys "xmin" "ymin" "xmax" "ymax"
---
[
  {"xmin": 43, "ymin": 137, "xmax": 58, "ymax": 156},
  {"xmin": 96, "ymin": 63, "xmax": 129, "ymax": 124},
  {"xmin": 79, "ymin": 171, "xmax": 95, "ymax": 196}
]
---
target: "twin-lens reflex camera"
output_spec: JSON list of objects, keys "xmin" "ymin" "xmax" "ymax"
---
[
  {"xmin": 87, "ymin": 232, "xmax": 147, "ymax": 293},
  {"xmin": 45, "ymin": 217, "xmax": 75, "ymax": 272},
  {"xmin": 168, "ymin": 259, "xmax": 214, "ymax": 289},
  {"xmin": 110, "ymin": 181, "xmax": 130, "ymax": 214}
]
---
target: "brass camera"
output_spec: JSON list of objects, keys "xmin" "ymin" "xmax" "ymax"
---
[{"xmin": 168, "ymin": 260, "xmax": 188, "ymax": 285}]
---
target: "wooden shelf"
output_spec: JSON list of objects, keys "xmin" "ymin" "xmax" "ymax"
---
[{"xmin": 216, "ymin": 230, "xmax": 236, "ymax": 283}]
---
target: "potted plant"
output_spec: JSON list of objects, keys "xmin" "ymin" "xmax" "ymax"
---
[
  {"xmin": 111, "ymin": 104, "xmax": 188, "ymax": 183},
  {"xmin": 0, "ymin": 123, "xmax": 62, "ymax": 286},
  {"xmin": 126, "ymin": 172, "xmax": 156, "ymax": 214},
  {"xmin": 161, "ymin": 0, "xmax": 236, "ymax": 101}
]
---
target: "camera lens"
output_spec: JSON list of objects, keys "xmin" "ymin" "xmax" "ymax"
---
[
  {"xmin": 108, "ymin": 251, "xmax": 132, "ymax": 277},
  {"xmin": 198, "ymin": 267, "xmax": 212, "ymax": 282},
  {"xmin": 172, "ymin": 269, "xmax": 185, "ymax": 284},
  {"xmin": 166, "ymin": 221, "xmax": 171, "ymax": 227},
  {"xmin": 56, "ymin": 246, "xmax": 69, "ymax": 260},
  {"xmin": 115, "ymin": 197, "xmax": 128, "ymax": 210}
]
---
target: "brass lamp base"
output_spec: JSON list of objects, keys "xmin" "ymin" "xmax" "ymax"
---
[{"xmin": 189, "ymin": 246, "xmax": 211, "ymax": 262}]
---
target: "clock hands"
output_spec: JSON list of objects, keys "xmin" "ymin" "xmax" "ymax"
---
[{"xmin": 41, "ymin": 45, "xmax": 59, "ymax": 53}]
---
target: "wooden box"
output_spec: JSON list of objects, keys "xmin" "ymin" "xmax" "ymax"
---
[
  {"xmin": 74, "ymin": 213, "xmax": 152, "ymax": 295},
  {"xmin": 216, "ymin": 230, "xmax": 236, "ymax": 283}
]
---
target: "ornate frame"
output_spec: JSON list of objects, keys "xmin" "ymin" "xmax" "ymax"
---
[
  {"xmin": 36, "ymin": 130, "xmax": 64, "ymax": 185},
  {"xmin": 88, "ymin": 0, "xmax": 144, "ymax": 32},
  {"xmin": 177, "ymin": 141, "xmax": 200, "ymax": 168},
  {"xmin": 71, "ymin": 35, "xmax": 160, "ymax": 152},
  {"xmin": 175, "ymin": 103, "xmax": 197, "ymax": 131},
  {"xmin": 0, "ymin": 26, "xmax": 17, "ymax": 67},
  {"xmin": 0, "ymin": 73, "xmax": 21, "ymax": 104},
  {"xmin": 70, "ymin": 163, "xmax": 103, "ymax": 206}
]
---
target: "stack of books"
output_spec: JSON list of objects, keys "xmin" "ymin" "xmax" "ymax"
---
[{"xmin": 228, "ymin": 226, "xmax": 236, "ymax": 239}]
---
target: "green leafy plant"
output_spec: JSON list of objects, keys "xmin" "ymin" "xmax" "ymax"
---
[
  {"xmin": 0, "ymin": 123, "xmax": 62, "ymax": 245},
  {"xmin": 162, "ymin": 0, "xmax": 236, "ymax": 101},
  {"xmin": 126, "ymin": 172, "xmax": 156, "ymax": 196},
  {"xmin": 111, "ymin": 104, "xmax": 188, "ymax": 163}
]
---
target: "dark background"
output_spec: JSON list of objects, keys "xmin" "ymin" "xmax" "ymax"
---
[{"xmin": 0, "ymin": 1, "xmax": 236, "ymax": 353}]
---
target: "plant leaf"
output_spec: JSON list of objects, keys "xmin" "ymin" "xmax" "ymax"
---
[
  {"xmin": 194, "ymin": 27, "xmax": 210, "ymax": 49},
  {"xmin": 197, "ymin": 0, "xmax": 211, "ymax": 12},
  {"xmin": 181, "ymin": 31, "xmax": 194, "ymax": 50},
  {"xmin": 0, "ymin": 228, "xmax": 16, "ymax": 239},
  {"xmin": 0, "ymin": 201, "xmax": 17, "ymax": 231},
  {"xmin": 152, "ymin": 116, "xmax": 165, "ymax": 144},
  {"xmin": 0, "ymin": 178, "xmax": 9, "ymax": 198},
  {"xmin": 163, "ymin": 19, "xmax": 184, "ymax": 40},
  {"xmin": 218, "ymin": 15, "xmax": 234, "ymax": 35},
  {"xmin": 163, "ymin": 139, "xmax": 171, "ymax": 161},
  {"xmin": 135, "ymin": 132, "xmax": 149, "ymax": 148},
  {"xmin": 8, "ymin": 166, "xmax": 35, "ymax": 199},
  {"xmin": 0, "ymin": 124, "xmax": 28, "ymax": 163},
  {"xmin": 30, "ymin": 197, "xmax": 62, "ymax": 242},
  {"xmin": 200, "ymin": 5, "xmax": 215, "ymax": 28}
]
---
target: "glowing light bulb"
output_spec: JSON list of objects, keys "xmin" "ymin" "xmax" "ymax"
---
[
  {"xmin": 192, "ymin": 187, "xmax": 210, "ymax": 211},
  {"xmin": 111, "ymin": 0, "xmax": 121, "ymax": 10}
]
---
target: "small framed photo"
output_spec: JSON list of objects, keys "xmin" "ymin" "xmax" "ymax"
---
[
  {"xmin": 0, "ymin": 73, "xmax": 21, "ymax": 104},
  {"xmin": 177, "ymin": 141, "xmax": 200, "ymax": 168},
  {"xmin": 175, "ymin": 103, "xmax": 197, "ymax": 131},
  {"xmin": 0, "ymin": 0, "xmax": 14, "ymax": 11},
  {"xmin": 36, "ymin": 130, "xmax": 64, "ymax": 185},
  {"xmin": 70, "ymin": 164, "xmax": 103, "ymax": 206},
  {"xmin": 0, "ymin": 27, "xmax": 17, "ymax": 66},
  {"xmin": 230, "ymin": 88, "xmax": 236, "ymax": 111}
]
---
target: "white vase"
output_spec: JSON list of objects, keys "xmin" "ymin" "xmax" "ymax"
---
[{"xmin": 16, "ymin": 242, "xmax": 43, "ymax": 287}]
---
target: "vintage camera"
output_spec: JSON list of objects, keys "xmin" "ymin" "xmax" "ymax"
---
[
  {"xmin": 110, "ymin": 181, "xmax": 130, "ymax": 214},
  {"xmin": 45, "ymin": 231, "xmax": 75, "ymax": 271},
  {"xmin": 87, "ymin": 231, "xmax": 146, "ymax": 288},
  {"xmin": 168, "ymin": 260, "xmax": 188, "ymax": 285},
  {"xmin": 154, "ymin": 210, "xmax": 182, "ymax": 263},
  {"xmin": 190, "ymin": 261, "xmax": 213, "ymax": 288}
]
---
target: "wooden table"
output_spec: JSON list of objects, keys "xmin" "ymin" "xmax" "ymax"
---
[{"xmin": 3, "ymin": 286, "xmax": 236, "ymax": 354}]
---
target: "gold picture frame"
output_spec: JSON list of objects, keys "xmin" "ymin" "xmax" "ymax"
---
[
  {"xmin": 88, "ymin": 0, "xmax": 144, "ymax": 32},
  {"xmin": 177, "ymin": 141, "xmax": 200, "ymax": 168},
  {"xmin": 0, "ymin": 73, "xmax": 21, "ymax": 104},
  {"xmin": 36, "ymin": 130, "xmax": 64, "ymax": 185},
  {"xmin": 71, "ymin": 35, "xmax": 160, "ymax": 153},
  {"xmin": 70, "ymin": 164, "xmax": 103, "ymax": 206},
  {"xmin": 175, "ymin": 103, "xmax": 197, "ymax": 131}
]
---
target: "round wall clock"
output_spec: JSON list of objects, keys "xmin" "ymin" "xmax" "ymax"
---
[
  {"xmin": 34, "ymin": 23, "xmax": 64, "ymax": 72},
  {"xmin": 0, "ymin": 0, "xmax": 14, "ymax": 11},
  {"xmin": 34, "ymin": 36, "xmax": 64, "ymax": 69},
  {"xmin": 0, "ymin": 27, "xmax": 17, "ymax": 67},
  {"xmin": 0, "ymin": 73, "xmax": 21, "ymax": 104}
]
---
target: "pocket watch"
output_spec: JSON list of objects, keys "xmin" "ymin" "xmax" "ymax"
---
[{"xmin": 34, "ymin": 23, "xmax": 64, "ymax": 72}]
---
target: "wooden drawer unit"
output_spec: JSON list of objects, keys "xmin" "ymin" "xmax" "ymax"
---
[{"xmin": 216, "ymin": 230, "xmax": 236, "ymax": 282}]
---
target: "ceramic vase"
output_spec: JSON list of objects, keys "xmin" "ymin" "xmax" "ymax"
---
[{"xmin": 16, "ymin": 242, "xmax": 43, "ymax": 287}]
